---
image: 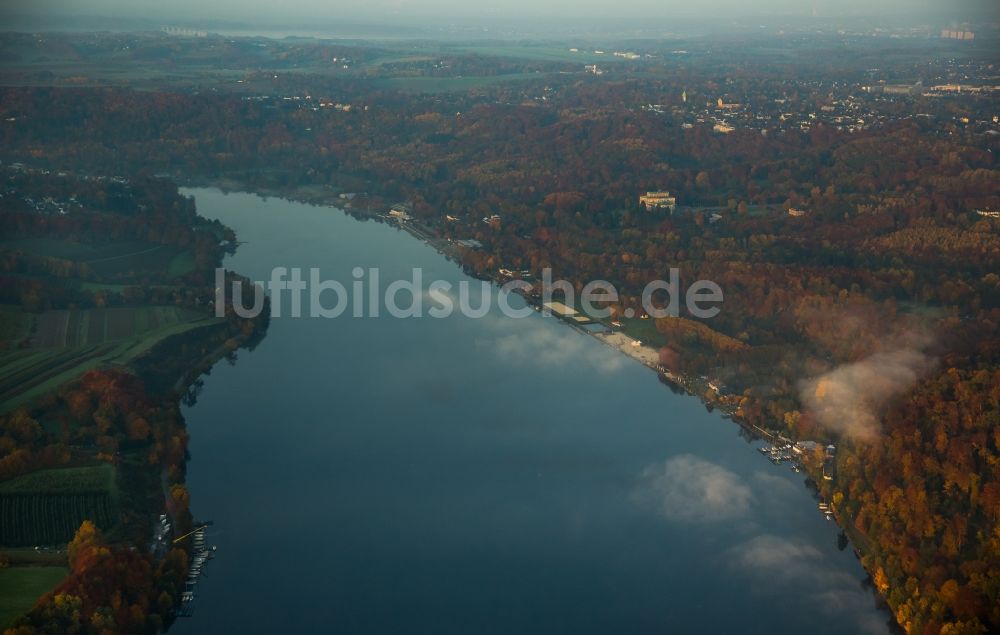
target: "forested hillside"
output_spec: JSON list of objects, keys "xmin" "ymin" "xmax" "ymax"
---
[{"xmin": 1, "ymin": 32, "xmax": 998, "ymax": 633}]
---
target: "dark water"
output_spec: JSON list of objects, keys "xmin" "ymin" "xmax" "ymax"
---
[{"xmin": 175, "ymin": 188, "xmax": 892, "ymax": 635}]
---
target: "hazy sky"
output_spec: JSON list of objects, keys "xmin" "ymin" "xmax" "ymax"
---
[
  {"xmin": 5, "ymin": 0, "xmax": 993, "ymax": 31},
  {"xmin": 7, "ymin": 0, "xmax": 983, "ymax": 21}
]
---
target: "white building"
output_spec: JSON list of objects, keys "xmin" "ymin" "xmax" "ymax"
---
[{"xmin": 639, "ymin": 191, "xmax": 677, "ymax": 212}]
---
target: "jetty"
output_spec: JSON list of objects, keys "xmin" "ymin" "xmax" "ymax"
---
[{"xmin": 175, "ymin": 522, "xmax": 217, "ymax": 617}]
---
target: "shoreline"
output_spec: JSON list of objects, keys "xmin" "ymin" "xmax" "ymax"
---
[
  {"xmin": 0, "ymin": 225, "xmax": 270, "ymax": 630},
  {"xmin": 189, "ymin": 180, "xmax": 801, "ymax": 451},
  {"xmin": 179, "ymin": 182, "xmax": 899, "ymax": 630}
]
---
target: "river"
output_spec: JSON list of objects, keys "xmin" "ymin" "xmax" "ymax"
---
[{"xmin": 174, "ymin": 188, "xmax": 893, "ymax": 634}]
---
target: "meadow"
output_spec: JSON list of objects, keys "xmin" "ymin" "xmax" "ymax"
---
[
  {"xmin": 0, "ymin": 566, "xmax": 68, "ymax": 629},
  {"xmin": 0, "ymin": 237, "xmax": 195, "ymax": 279}
]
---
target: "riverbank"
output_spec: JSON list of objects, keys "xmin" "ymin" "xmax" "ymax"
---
[
  {"xmin": 179, "ymin": 181, "xmax": 895, "ymax": 625},
  {"xmin": 171, "ymin": 187, "xmax": 895, "ymax": 634},
  {"xmin": 184, "ymin": 179, "xmax": 796, "ymax": 443},
  {"xmin": 0, "ymin": 175, "xmax": 271, "ymax": 633}
]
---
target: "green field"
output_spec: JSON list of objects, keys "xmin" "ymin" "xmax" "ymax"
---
[
  {"xmin": 167, "ymin": 251, "xmax": 197, "ymax": 277},
  {"xmin": 0, "ymin": 237, "xmax": 194, "ymax": 279},
  {"xmin": 372, "ymin": 42, "xmax": 617, "ymax": 65},
  {"xmin": 367, "ymin": 53, "xmax": 438, "ymax": 67},
  {"xmin": 0, "ymin": 306, "xmax": 31, "ymax": 349},
  {"xmin": 0, "ymin": 465, "xmax": 118, "ymax": 547},
  {"xmin": 448, "ymin": 44, "xmax": 612, "ymax": 64},
  {"xmin": 556, "ymin": 297, "xmax": 669, "ymax": 349},
  {"xmin": 372, "ymin": 72, "xmax": 549, "ymax": 93},
  {"xmin": 0, "ymin": 566, "xmax": 67, "ymax": 629},
  {"xmin": 619, "ymin": 316, "xmax": 668, "ymax": 349},
  {"xmin": 0, "ymin": 305, "xmax": 223, "ymax": 411},
  {"xmin": 79, "ymin": 282, "xmax": 129, "ymax": 293}
]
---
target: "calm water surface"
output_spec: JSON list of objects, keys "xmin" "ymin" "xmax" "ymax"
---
[{"xmin": 174, "ymin": 188, "xmax": 893, "ymax": 634}]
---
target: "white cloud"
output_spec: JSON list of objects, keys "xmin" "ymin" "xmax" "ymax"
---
[
  {"xmin": 728, "ymin": 535, "xmax": 886, "ymax": 634},
  {"xmin": 799, "ymin": 346, "xmax": 932, "ymax": 442},
  {"xmin": 732, "ymin": 534, "xmax": 823, "ymax": 571},
  {"xmin": 632, "ymin": 454, "xmax": 754, "ymax": 522},
  {"xmin": 481, "ymin": 320, "xmax": 626, "ymax": 374},
  {"xmin": 751, "ymin": 470, "xmax": 798, "ymax": 496}
]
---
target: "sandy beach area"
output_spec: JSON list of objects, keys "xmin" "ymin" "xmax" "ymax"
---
[{"xmin": 594, "ymin": 331, "xmax": 661, "ymax": 367}]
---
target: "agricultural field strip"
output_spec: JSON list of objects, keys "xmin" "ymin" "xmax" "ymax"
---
[
  {"xmin": 0, "ymin": 307, "xmax": 223, "ymax": 411},
  {"xmin": 1, "ymin": 466, "xmax": 119, "ymax": 548},
  {"xmin": 0, "ymin": 465, "xmax": 116, "ymax": 496},
  {"xmin": 0, "ymin": 345, "xmax": 113, "ymax": 404},
  {"xmin": 0, "ymin": 320, "xmax": 219, "ymax": 411}
]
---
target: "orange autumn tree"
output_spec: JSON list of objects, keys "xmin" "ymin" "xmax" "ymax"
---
[{"xmin": 67, "ymin": 520, "xmax": 105, "ymax": 574}]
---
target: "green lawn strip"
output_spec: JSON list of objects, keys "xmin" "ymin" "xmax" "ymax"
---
[
  {"xmin": 0, "ymin": 548, "xmax": 66, "ymax": 567},
  {"xmin": 619, "ymin": 318, "xmax": 668, "ymax": 348},
  {"xmin": 0, "ymin": 566, "xmax": 68, "ymax": 629},
  {"xmin": 0, "ymin": 350, "xmax": 61, "ymax": 379},
  {"xmin": 105, "ymin": 317, "xmax": 223, "ymax": 364},
  {"xmin": 167, "ymin": 250, "xmax": 196, "ymax": 277}
]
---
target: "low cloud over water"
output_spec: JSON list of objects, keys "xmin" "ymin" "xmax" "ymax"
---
[
  {"xmin": 632, "ymin": 454, "xmax": 754, "ymax": 523},
  {"xmin": 728, "ymin": 534, "xmax": 887, "ymax": 634}
]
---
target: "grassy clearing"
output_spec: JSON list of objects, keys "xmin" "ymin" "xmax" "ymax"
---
[
  {"xmin": 0, "ymin": 238, "xmax": 193, "ymax": 279},
  {"xmin": 619, "ymin": 317, "xmax": 668, "ymax": 349},
  {"xmin": 167, "ymin": 251, "xmax": 196, "ymax": 277},
  {"xmin": 0, "ymin": 566, "xmax": 67, "ymax": 629}
]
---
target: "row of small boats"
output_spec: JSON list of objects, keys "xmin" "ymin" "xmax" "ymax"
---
[{"xmin": 180, "ymin": 527, "xmax": 216, "ymax": 614}]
